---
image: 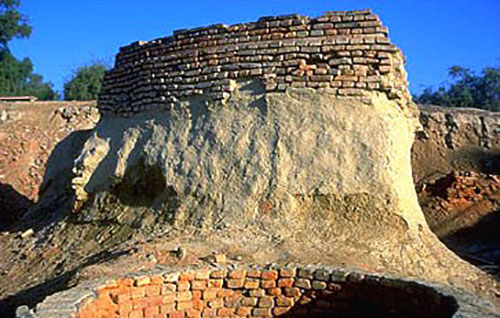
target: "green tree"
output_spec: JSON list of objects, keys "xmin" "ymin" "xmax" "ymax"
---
[
  {"xmin": 0, "ymin": 0, "xmax": 57, "ymax": 100},
  {"xmin": 414, "ymin": 64, "xmax": 500, "ymax": 111},
  {"xmin": 64, "ymin": 62, "xmax": 107, "ymax": 100},
  {"xmin": 0, "ymin": 0, "xmax": 32, "ymax": 48}
]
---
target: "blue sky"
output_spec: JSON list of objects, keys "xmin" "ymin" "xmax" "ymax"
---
[{"xmin": 8, "ymin": 0, "xmax": 500, "ymax": 95}]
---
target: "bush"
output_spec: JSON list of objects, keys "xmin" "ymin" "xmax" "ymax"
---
[
  {"xmin": 413, "ymin": 65, "xmax": 500, "ymax": 111},
  {"xmin": 64, "ymin": 62, "xmax": 107, "ymax": 101}
]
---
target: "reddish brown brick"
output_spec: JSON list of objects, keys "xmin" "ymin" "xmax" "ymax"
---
[{"xmin": 261, "ymin": 270, "xmax": 278, "ymax": 280}]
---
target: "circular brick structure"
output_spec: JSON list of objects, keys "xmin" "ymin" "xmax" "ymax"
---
[{"xmin": 18, "ymin": 264, "xmax": 498, "ymax": 318}]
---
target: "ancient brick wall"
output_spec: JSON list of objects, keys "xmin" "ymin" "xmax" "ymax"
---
[
  {"xmin": 20, "ymin": 264, "xmax": 498, "ymax": 318},
  {"xmin": 99, "ymin": 9, "xmax": 411, "ymax": 115}
]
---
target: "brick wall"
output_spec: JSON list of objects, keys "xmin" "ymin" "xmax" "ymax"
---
[
  {"xmin": 20, "ymin": 264, "xmax": 498, "ymax": 318},
  {"xmin": 98, "ymin": 10, "xmax": 411, "ymax": 116}
]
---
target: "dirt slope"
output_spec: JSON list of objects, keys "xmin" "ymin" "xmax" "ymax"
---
[{"xmin": 0, "ymin": 101, "xmax": 99, "ymax": 228}]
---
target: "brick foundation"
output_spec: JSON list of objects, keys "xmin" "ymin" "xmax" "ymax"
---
[{"xmin": 20, "ymin": 264, "xmax": 497, "ymax": 318}]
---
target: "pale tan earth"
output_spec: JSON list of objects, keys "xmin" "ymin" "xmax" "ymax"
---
[{"xmin": 0, "ymin": 96, "xmax": 499, "ymax": 316}]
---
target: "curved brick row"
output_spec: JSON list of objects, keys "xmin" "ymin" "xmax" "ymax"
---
[
  {"xmin": 17, "ymin": 264, "xmax": 498, "ymax": 318},
  {"xmin": 98, "ymin": 10, "xmax": 411, "ymax": 115}
]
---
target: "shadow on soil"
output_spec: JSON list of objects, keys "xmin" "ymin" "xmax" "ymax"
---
[
  {"xmin": 451, "ymin": 150, "xmax": 500, "ymax": 175},
  {"xmin": 0, "ymin": 183, "xmax": 34, "ymax": 231},
  {"xmin": 0, "ymin": 248, "xmax": 131, "ymax": 318},
  {"xmin": 443, "ymin": 210, "xmax": 500, "ymax": 267}
]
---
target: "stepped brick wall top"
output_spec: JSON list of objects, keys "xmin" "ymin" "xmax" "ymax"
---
[
  {"xmin": 17, "ymin": 264, "xmax": 497, "ymax": 318},
  {"xmin": 98, "ymin": 9, "xmax": 411, "ymax": 115}
]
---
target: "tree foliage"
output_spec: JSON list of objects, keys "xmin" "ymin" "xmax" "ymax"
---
[
  {"xmin": 414, "ymin": 65, "xmax": 500, "ymax": 111},
  {"xmin": 0, "ymin": 0, "xmax": 31, "ymax": 49},
  {"xmin": 63, "ymin": 62, "xmax": 107, "ymax": 101},
  {"xmin": 0, "ymin": 0, "xmax": 57, "ymax": 100}
]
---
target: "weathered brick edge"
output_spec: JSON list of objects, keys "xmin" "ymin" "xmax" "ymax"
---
[
  {"xmin": 98, "ymin": 9, "xmax": 411, "ymax": 116},
  {"xmin": 16, "ymin": 264, "xmax": 498, "ymax": 318}
]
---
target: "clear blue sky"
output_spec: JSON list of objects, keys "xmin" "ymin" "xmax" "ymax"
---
[{"xmin": 8, "ymin": 0, "xmax": 500, "ymax": 96}]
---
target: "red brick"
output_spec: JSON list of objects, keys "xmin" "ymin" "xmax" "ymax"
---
[
  {"xmin": 276, "ymin": 295, "xmax": 294, "ymax": 307},
  {"xmin": 191, "ymin": 280, "xmax": 207, "ymax": 290},
  {"xmin": 128, "ymin": 309, "xmax": 144, "ymax": 318},
  {"xmin": 277, "ymin": 278, "xmax": 294, "ymax": 288},
  {"xmin": 258, "ymin": 296, "xmax": 274, "ymax": 308},
  {"xmin": 146, "ymin": 296, "xmax": 163, "ymax": 307},
  {"xmin": 113, "ymin": 292, "xmax": 131, "ymax": 304},
  {"xmin": 177, "ymin": 291, "xmax": 192, "ymax": 301},
  {"xmin": 241, "ymin": 297, "xmax": 258, "ymax": 306},
  {"xmin": 260, "ymin": 280, "xmax": 276, "ymax": 289},
  {"xmin": 217, "ymin": 307, "xmax": 235, "ymax": 316},
  {"xmin": 228, "ymin": 270, "xmax": 246, "ymax": 279},
  {"xmin": 217, "ymin": 289, "xmax": 234, "ymax": 297},
  {"xmin": 209, "ymin": 270, "xmax": 226, "ymax": 279},
  {"xmin": 177, "ymin": 300, "xmax": 194, "ymax": 310},
  {"xmin": 249, "ymin": 289, "xmax": 265, "ymax": 297},
  {"xmin": 163, "ymin": 294, "xmax": 176, "ymax": 304},
  {"xmin": 186, "ymin": 309, "xmax": 202, "ymax": 318},
  {"xmin": 178, "ymin": 281, "xmax": 190, "ymax": 291},
  {"xmin": 208, "ymin": 298, "xmax": 224, "ymax": 308},
  {"xmin": 134, "ymin": 276, "xmax": 151, "ymax": 286},
  {"xmin": 253, "ymin": 308, "xmax": 272, "ymax": 316},
  {"xmin": 192, "ymin": 299, "xmax": 205, "ymax": 310},
  {"xmin": 261, "ymin": 270, "xmax": 278, "ymax": 280},
  {"xmin": 203, "ymin": 289, "xmax": 218, "ymax": 301},
  {"xmin": 160, "ymin": 304, "xmax": 175, "ymax": 315},
  {"xmin": 283, "ymin": 287, "xmax": 301, "ymax": 298},
  {"xmin": 146, "ymin": 285, "xmax": 161, "ymax": 296},
  {"xmin": 118, "ymin": 277, "xmax": 134, "ymax": 287},
  {"xmin": 162, "ymin": 284, "xmax": 177, "ymax": 294},
  {"xmin": 180, "ymin": 272, "xmax": 195, "ymax": 281},
  {"xmin": 194, "ymin": 270, "xmax": 210, "ymax": 280},
  {"xmin": 246, "ymin": 269, "xmax": 261, "ymax": 278},
  {"xmin": 244, "ymin": 279, "xmax": 260, "ymax": 289},
  {"xmin": 133, "ymin": 299, "xmax": 149, "ymax": 310},
  {"xmin": 207, "ymin": 279, "xmax": 223, "ymax": 288},
  {"xmin": 273, "ymin": 307, "xmax": 291, "ymax": 315},
  {"xmin": 224, "ymin": 294, "xmax": 242, "ymax": 307},
  {"xmin": 267, "ymin": 288, "xmax": 281, "ymax": 296},
  {"xmin": 151, "ymin": 275, "xmax": 164, "ymax": 285},
  {"xmin": 192, "ymin": 290, "xmax": 202, "ymax": 299},
  {"xmin": 144, "ymin": 306, "xmax": 160, "ymax": 316},
  {"xmin": 227, "ymin": 279, "xmax": 244, "ymax": 289},
  {"xmin": 117, "ymin": 301, "xmax": 132, "ymax": 316},
  {"xmin": 169, "ymin": 311, "xmax": 186, "ymax": 318},
  {"xmin": 236, "ymin": 306, "xmax": 252, "ymax": 316},
  {"xmin": 131, "ymin": 287, "xmax": 146, "ymax": 299},
  {"xmin": 202, "ymin": 308, "xmax": 217, "ymax": 317}
]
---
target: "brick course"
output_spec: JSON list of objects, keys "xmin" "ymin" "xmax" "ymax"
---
[{"xmin": 98, "ymin": 10, "xmax": 411, "ymax": 116}]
